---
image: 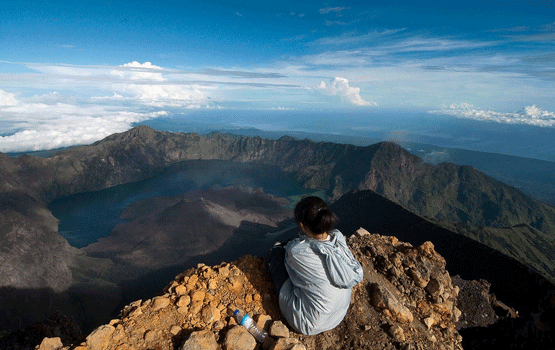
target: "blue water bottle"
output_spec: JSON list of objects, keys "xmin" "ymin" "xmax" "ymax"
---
[{"xmin": 233, "ymin": 308, "xmax": 269, "ymax": 343}]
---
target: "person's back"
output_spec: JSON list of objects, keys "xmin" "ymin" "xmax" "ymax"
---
[
  {"xmin": 267, "ymin": 196, "xmax": 363, "ymax": 335},
  {"xmin": 280, "ymin": 228, "xmax": 362, "ymax": 335}
]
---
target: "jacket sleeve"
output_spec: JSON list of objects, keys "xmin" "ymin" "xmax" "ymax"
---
[{"xmin": 280, "ymin": 240, "xmax": 329, "ymax": 335}]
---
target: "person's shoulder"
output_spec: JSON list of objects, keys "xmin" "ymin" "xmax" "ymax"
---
[
  {"xmin": 330, "ymin": 229, "xmax": 346, "ymax": 240},
  {"xmin": 286, "ymin": 237, "xmax": 311, "ymax": 251},
  {"xmin": 285, "ymin": 238, "xmax": 317, "ymax": 261},
  {"xmin": 330, "ymin": 229, "xmax": 343, "ymax": 236}
]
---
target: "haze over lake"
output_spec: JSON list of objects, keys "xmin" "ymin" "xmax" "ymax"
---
[{"xmin": 49, "ymin": 160, "xmax": 311, "ymax": 248}]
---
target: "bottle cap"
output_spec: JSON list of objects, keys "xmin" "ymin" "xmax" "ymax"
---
[{"xmin": 233, "ymin": 309, "xmax": 239, "ymax": 316}]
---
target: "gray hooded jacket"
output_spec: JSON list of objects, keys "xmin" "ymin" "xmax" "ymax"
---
[{"xmin": 278, "ymin": 229, "xmax": 363, "ymax": 335}]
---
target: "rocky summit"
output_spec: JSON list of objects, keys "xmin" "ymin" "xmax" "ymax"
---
[{"xmin": 37, "ymin": 229, "xmax": 466, "ymax": 350}]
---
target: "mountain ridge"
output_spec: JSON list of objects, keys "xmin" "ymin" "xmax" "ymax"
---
[{"xmin": 5, "ymin": 125, "xmax": 554, "ymax": 232}]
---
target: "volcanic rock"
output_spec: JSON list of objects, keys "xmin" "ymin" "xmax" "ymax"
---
[{"xmin": 44, "ymin": 230, "xmax": 465, "ymax": 350}]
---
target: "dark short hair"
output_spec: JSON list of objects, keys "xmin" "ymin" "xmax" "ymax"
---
[{"xmin": 294, "ymin": 196, "xmax": 338, "ymax": 234}]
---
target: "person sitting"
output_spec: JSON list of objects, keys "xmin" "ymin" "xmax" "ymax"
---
[{"xmin": 267, "ymin": 196, "xmax": 363, "ymax": 335}]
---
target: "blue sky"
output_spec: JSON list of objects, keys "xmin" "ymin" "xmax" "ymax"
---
[{"xmin": 1, "ymin": 1, "xmax": 555, "ymax": 152}]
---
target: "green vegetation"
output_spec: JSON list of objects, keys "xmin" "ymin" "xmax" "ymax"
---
[
  {"xmin": 435, "ymin": 220, "xmax": 555, "ymax": 284},
  {"xmin": 285, "ymin": 190, "xmax": 327, "ymax": 210}
]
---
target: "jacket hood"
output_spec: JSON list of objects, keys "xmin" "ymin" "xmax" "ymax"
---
[{"xmin": 309, "ymin": 230, "xmax": 363, "ymax": 288}]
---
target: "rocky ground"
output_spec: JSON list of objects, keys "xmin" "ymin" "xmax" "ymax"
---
[{"xmin": 34, "ymin": 228, "xmax": 471, "ymax": 350}]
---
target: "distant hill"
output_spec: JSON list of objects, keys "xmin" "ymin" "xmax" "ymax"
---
[
  {"xmin": 404, "ymin": 143, "xmax": 555, "ymax": 207},
  {"xmin": 27, "ymin": 126, "xmax": 555, "ymax": 231},
  {"xmin": 329, "ymin": 190, "xmax": 555, "ymax": 305}
]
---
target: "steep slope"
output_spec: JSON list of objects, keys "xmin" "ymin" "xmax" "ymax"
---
[
  {"xmin": 0, "ymin": 205, "xmax": 75, "ymax": 292},
  {"xmin": 0, "ymin": 153, "xmax": 76, "ymax": 292},
  {"xmin": 434, "ymin": 220, "xmax": 555, "ymax": 284},
  {"xmin": 329, "ymin": 190, "xmax": 555, "ymax": 349},
  {"xmin": 329, "ymin": 190, "xmax": 554, "ymax": 312}
]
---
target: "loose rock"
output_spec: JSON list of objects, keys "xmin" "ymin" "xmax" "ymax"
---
[
  {"xmin": 152, "ymin": 296, "xmax": 170, "ymax": 311},
  {"xmin": 269, "ymin": 321, "xmax": 290, "ymax": 338},
  {"xmin": 37, "ymin": 337, "xmax": 63, "ymax": 350},
  {"xmin": 86, "ymin": 325, "xmax": 115, "ymax": 350},
  {"xmin": 180, "ymin": 330, "xmax": 219, "ymax": 350},
  {"xmin": 370, "ymin": 283, "xmax": 414, "ymax": 323},
  {"xmin": 223, "ymin": 325, "xmax": 257, "ymax": 350}
]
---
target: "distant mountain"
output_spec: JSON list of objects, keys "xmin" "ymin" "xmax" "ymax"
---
[
  {"xmin": 404, "ymin": 143, "xmax": 555, "ymax": 207},
  {"xmin": 8, "ymin": 125, "xmax": 553, "ymax": 230},
  {"xmin": 327, "ymin": 141, "xmax": 555, "ymax": 232},
  {"xmin": 329, "ymin": 190, "xmax": 554, "ymax": 308}
]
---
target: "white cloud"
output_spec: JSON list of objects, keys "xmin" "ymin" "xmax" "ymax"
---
[
  {"xmin": 0, "ymin": 111, "xmax": 167, "ymax": 153},
  {"xmin": 0, "ymin": 61, "xmax": 224, "ymax": 152},
  {"xmin": 319, "ymin": 6, "xmax": 350, "ymax": 14},
  {"xmin": 310, "ymin": 29, "xmax": 406, "ymax": 46},
  {"xmin": 105, "ymin": 61, "xmax": 213, "ymax": 108},
  {"xmin": 0, "ymin": 89, "xmax": 168, "ymax": 152},
  {"xmin": 0, "ymin": 89, "xmax": 19, "ymax": 106},
  {"xmin": 316, "ymin": 77, "xmax": 377, "ymax": 106},
  {"xmin": 111, "ymin": 61, "xmax": 166, "ymax": 82},
  {"xmin": 429, "ymin": 103, "xmax": 555, "ymax": 127},
  {"xmin": 421, "ymin": 150, "xmax": 451, "ymax": 165},
  {"xmin": 117, "ymin": 83, "xmax": 210, "ymax": 108},
  {"xmin": 379, "ymin": 37, "xmax": 496, "ymax": 53},
  {"xmin": 26, "ymin": 62, "xmax": 111, "ymax": 77}
]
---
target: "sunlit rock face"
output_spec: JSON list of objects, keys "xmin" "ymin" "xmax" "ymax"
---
[{"xmin": 56, "ymin": 231, "xmax": 466, "ymax": 350}]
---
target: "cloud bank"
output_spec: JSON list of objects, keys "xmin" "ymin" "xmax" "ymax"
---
[
  {"xmin": 0, "ymin": 88, "xmax": 167, "ymax": 152},
  {"xmin": 109, "ymin": 61, "xmax": 212, "ymax": 108},
  {"xmin": 430, "ymin": 103, "xmax": 555, "ymax": 127},
  {"xmin": 316, "ymin": 77, "xmax": 377, "ymax": 106},
  {"xmin": 0, "ymin": 61, "xmax": 221, "ymax": 152},
  {"xmin": 0, "ymin": 89, "xmax": 18, "ymax": 106}
]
